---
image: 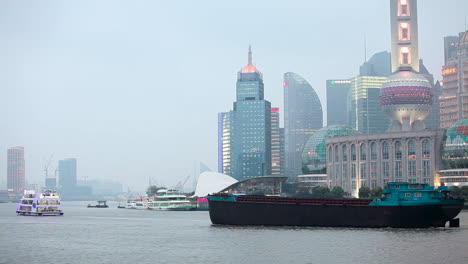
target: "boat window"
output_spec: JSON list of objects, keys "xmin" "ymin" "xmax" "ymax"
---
[
  {"xmin": 395, "ymin": 184, "xmax": 400, "ymax": 189},
  {"xmin": 387, "ymin": 194, "xmax": 391, "ymax": 198},
  {"xmin": 405, "ymin": 192, "xmax": 411, "ymax": 197},
  {"xmin": 415, "ymin": 192, "xmax": 421, "ymax": 197}
]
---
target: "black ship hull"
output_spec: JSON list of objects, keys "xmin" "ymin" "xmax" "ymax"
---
[{"xmin": 208, "ymin": 199, "xmax": 463, "ymax": 228}]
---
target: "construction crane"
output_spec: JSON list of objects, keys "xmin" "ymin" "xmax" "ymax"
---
[
  {"xmin": 175, "ymin": 174, "xmax": 191, "ymax": 192},
  {"xmin": 44, "ymin": 154, "xmax": 54, "ymax": 179}
]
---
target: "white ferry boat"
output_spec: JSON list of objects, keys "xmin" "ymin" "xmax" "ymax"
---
[
  {"xmin": 16, "ymin": 190, "xmax": 63, "ymax": 216},
  {"xmin": 148, "ymin": 189, "xmax": 196, "ymax": 211}
]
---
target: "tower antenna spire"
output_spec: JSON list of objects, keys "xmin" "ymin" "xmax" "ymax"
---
[
  {"xmin": 248, "ymin": 45, "xmax": 252, "ymax": 65},
  {"xmin": 364, "ymin": 35, "xmax": 367, "ymax": 63}
]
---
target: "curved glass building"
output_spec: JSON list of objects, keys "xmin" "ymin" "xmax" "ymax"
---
[
  {"xmin": 301, "ymin": 125, "xmax": 358, "ymax": 174},
  {"xmin": 442, "ymin": 119, "xmax": 468, "ymax": 170},
  {"xmin": 284, "ymin": 72, "xmax": 323, "ymax": 177}
]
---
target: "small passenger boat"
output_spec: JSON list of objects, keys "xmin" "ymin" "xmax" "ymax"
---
[
  {"xmin": 87, "ymin": 201, "xmax": 109, "ymax": 208},
  {"xmin": 16, "ymin": 190, "xmax": 63, "ymax": 216}
]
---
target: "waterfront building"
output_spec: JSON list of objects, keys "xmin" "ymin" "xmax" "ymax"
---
[
  {"xmin": 58, "ymin": 158, "xmax": 77, "ymax": 191},
  {"xmin": 359, "ymin": 51, "xmax": 391, "ymax": 77},
  {"xmin": 271, "ymin": 108, "xmax": 281, "ymax": 175},
  {"xmin": 326, "ymin": 79, "xmax": 351, "ymax": 126},
  {"xmin": 284, "ymin": 72, "xmax": 323, "ymax": 178},
  {"xmin": 347, "ymin": 75, "xmax": 389, "ymax": 133},
  {"xmin": 326, "ymin": 130, "xmax": 445, "ymax": 196},
  {"xmin": 440, "ymin": 118, "xmax": 468, "ymax": 187},
  {"xmin": 7, "ymin": 147, "xmax": 25, "ymax": 192},
  {"xmin": 440, "ymin": 31, "xmax": 468, "ymax": 129},
  {"xmin": 229, "ymin": 47, "xmax": 272, "ymax": 180}
]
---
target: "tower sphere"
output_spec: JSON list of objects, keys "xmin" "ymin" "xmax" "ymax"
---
[{"xmin": 379, "ymin": 71, "xmax": 432, "ymax": 131}]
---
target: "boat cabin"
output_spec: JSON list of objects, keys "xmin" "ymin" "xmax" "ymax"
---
[{"xmin": 370, "ymin": 182, "xmax": 451, "ymax": 205}]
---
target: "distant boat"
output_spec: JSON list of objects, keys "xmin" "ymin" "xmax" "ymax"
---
[
  {"xmin": 87, "ymin": 201, "xmax": 109, "ymax": 208},
  {"xmin": 148, "ymin": 189, "xmax": 196, "ymax": 211},
  {"xmin": 16, "ymin": 190, "xmax": 63, "ymax": 216}
]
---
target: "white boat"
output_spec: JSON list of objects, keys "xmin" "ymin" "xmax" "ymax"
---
[
  {"xmin": 148, "ymin": 189, "xmax": 196, "ymax": 211},
  {"xmin": 16, "ymin": 190, "xmax": 63, "ymax": 216},
  {"xmin": 126, "ymin": 197, "xmax": 150, "ymax": 209}
]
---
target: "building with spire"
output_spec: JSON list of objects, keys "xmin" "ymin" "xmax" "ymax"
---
[
  {"xmin": 283, "ymin": 72, "xmax": 323, "ymax": 178},
  {"xmin": 324, "ymin": 0, "xmax": 444, "ymax": 197},
  {"xmin": 227, "ymin": 47, "xmax": 272, "ymax": 180}
]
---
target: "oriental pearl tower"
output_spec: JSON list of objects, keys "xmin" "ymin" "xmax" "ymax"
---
[{"xmin": 380, "ymin": 0, "xmax": 432, "ymax": 131}]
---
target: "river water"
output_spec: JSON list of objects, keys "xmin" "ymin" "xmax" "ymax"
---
[{"xmin": 0, "ymin": 201, "xmax": 467, "ymax": 264}]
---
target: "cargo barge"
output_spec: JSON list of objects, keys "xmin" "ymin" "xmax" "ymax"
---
[{"xmin": 208, "ymin": 182, "xmax": 464, "ymax": 228}]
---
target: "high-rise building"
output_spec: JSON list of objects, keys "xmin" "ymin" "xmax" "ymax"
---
[
  {"xmin": 359, "ymin": 51, "xmax": 391, "ymax": 77},
  {"xmin": 229, "ymin": 47, "xmax": 272, "ymax": 180},
  {"xmin": 326, "ymin": 79, "xmax": 351, "ymax": 126},
  {"xmin": 7, "ymin": 147, "xmax": 25, "ymax": 192},
  {"xmin": 284, "ymin": 72, "xmax": 323, "ymax": 178},
  {"xmin": 58, "ymin": 158, "xmax": 77, "ymax": 191},
  {"xmin": 271, "ymin": 108, "xmax": 281, "ymax": 175},
  {"xmin": 348, "ymin": 76, "xmax": 389, "ymax": 133},
  {"xmin": 218, "ymin": 112, "xmax": 230, "ymax": 173},
  {"xmin": 279, "ymin": 128, "xmax": 285, "ymax": 176},
  {"xmin": 380, "ymin": 0, "xmax": 432, "ymax": 132},
  {"xmin": 219, "ymin": 112, "xmax": 232, "ymax": 175},
  {"xmin": 444, "ymin": 36, "xmax": 459, "ymax": 64},
  {"xmin": 419, "ymin": 59, "xmax": 441, "ymax": 129},
  {"xmin": 440, "ymin": 31, "xmax": 468, "ymax": 129}
]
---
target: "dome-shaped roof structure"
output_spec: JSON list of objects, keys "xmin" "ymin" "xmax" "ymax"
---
[
  {"xmin": 301, "ymin": 125, "xmax": 359, "ymax": 174},
  {"xmin": 193, "ymin": 172, "xmax": 238, "ymax": 197},
  {"xmin": 442, "ymin": 119, "xmax": 468, "ymax": 170},
  {"xmin": 459, "ymin": 31, "xmax": 468, "ymax": 47},
  {"xmin": 241, "ymin": 64, "xmax": 260, "ymax": 73},
  {"xmin": 380, "ymin": 70, "xmax": 432, "ymax": 131}
]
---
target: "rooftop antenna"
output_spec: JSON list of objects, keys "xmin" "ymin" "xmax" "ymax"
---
[
  {"xmin": 248, "ymin": 45, "xmax": 253, "ymax": 65},
  {"xmin": 364, "ymin": 35, "xmax": 367, "ymax": 63}
]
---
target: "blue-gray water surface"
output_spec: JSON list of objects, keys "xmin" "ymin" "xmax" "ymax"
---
[{"xmin": 0, "ymin": 201, "xmax": 467, "ymax": 264}]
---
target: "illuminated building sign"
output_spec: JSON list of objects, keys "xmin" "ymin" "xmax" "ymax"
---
[
  {"xmin": 442, "ymin": 68, "xmax": 457, "ymax": 75},
  {"xmin": 271, "ymin": 108, "xmax": 279, "ymax": 112}
]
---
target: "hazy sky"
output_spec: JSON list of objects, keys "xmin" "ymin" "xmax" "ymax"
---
[{"xmin": 1, "ymin": 0, "xmax": 467, "ymax": 191}]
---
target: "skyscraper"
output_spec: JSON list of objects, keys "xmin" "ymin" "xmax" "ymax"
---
[
  {"xmin": 348, "ymin": 76, "xmax": 389, "ymax": 133},
  {"xmin": 229, "ymin": 47, "xmax": 272, "ymax": 180},
  {"xmin": 326, "ymin": 79, "xmax": 351, "ymax": 126},
  {"xmin": 284, "ymin": 72, "xmax": 323, "ymax": 177},
  {"xmin": 7, "ymin": 147, "xmax": 25, "ymax": 192},
  {"xmin": 440, "ymin": 31, "xmax": 468, "ymax": 129},
  {"xmin": 58, "ymin": 158, "xmax": 77, "ymax": 192},
  {"xmin": 359, "ymin": 51, "xmax": 391, "ymax": 77},
  {"xmin": 419, "ymin": 59, "xmax": 440, "ymax": 129},
  {"xmin": 217, "ymin": 112, "xmax": 231, "ymax": 174},
  {"xmin": 271, "ymin": 108, "xmax": 281, "ymax": 175}
]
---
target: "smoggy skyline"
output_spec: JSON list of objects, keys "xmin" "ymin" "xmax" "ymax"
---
[{"xmin": 1, "ymin": 0, "xmax": 467, "ymax": 191}]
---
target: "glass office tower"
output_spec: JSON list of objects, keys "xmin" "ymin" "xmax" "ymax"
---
[{"xmin": 284, "ymin": 72, "xmax": 323, "ymax": 178}]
